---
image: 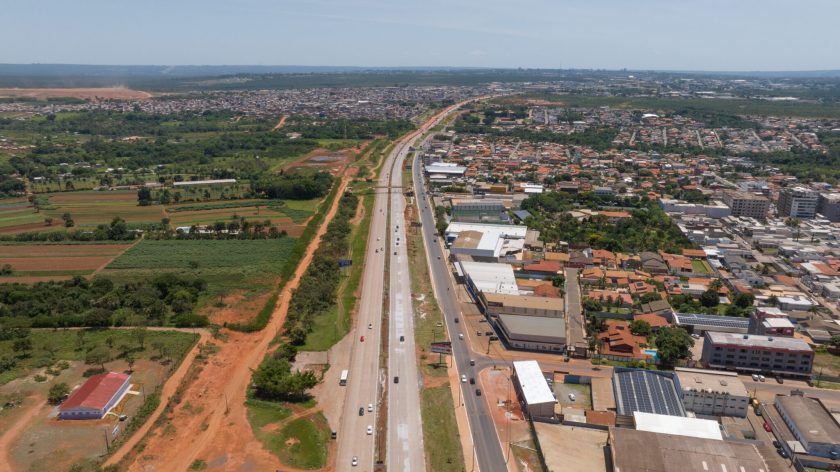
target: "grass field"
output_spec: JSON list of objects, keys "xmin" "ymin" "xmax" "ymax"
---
[
  {"xmin": 43, "ymin": 191, "xmax": 163, "ymax": 227},
  {"xmin": 0, "ymin": 328, "xmax": 198, "ymax": 385},
  {"xmin": 105, "ymin": 238, "xmax": 297, "ymax": 295},
  {"xmin": 691, "ymin": 260, "xmax": 710, "ymax": 274},
  {"xmin": 274, "ymin": 413, "xmax": 330, "ymax": 469},
  {"xmin": 421, "ymin": 386, "xmax": 466, "ymax": 472},
  {"xmin": 164, "ymin": 198, "xmax": 318, "ymax": 235},
  {"xmin": 245, "ymin": 398, "xmax": 292, "ymax": 429},
  {"xmin": 813, "ymin": 352, "xmax": 840, "ymax": 376}
]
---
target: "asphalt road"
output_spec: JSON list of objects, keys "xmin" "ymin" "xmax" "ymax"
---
[{"xmin": 412, "ymin": 147, "xmax": 508, "ymax": 471}]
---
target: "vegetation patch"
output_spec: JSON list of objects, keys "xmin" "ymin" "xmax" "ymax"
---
[
  {"xmin": 274, "ymin": 413, "xmax": 330, "ymax": 469},
  {"xmin": 421, "ymin": 385, "xmax": 465, "ymax": 472}
]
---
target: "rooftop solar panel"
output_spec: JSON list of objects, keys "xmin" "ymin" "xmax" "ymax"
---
[
  {"xmin": 674, "ymin": 313, "xmax": 750, "ymax": 329},
  {"xmin": 613, "ymin": 369, "xmax": 686, "ymax": 417}
]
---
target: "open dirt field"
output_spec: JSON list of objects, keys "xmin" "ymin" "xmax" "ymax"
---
[
  {"xmin": 0, "ymin": 243, "xmax": 133, "ymax": 278},
  {"xmin": 107, "ymin": 176, "xmax": 351, "ymax": 472},
  {"xmin": 44, "ymin": 191, "xmax": 163, "ymax": 226},
  {"xmin": 0, "ymin": 87, "xmax": 152, "ymax": 100}
]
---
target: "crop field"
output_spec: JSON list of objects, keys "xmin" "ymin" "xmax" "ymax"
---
[
  {"xmin": 44, "ymin": 191, "xmax": 163, "ymax": 227},
  {"xmin": 0, "ymin": 242, "xmax": 133, "ymax": 280},
  {"xmin": 104, "ymin": 238, "xmax": 297, "ymax": 295},
  {"xmin": 0, "ymin": 198, "xmax": 42, "ymax": 231}
]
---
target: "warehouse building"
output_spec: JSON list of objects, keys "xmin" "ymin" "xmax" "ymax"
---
[
  {"xmin": 633, "ymin": 411, "xmax": 723, "ymax": 441},
  {"xmin": 59, "ymin": 372, "xmax": 131, "ymax": 420},
  {"xmin": 674, "ymin": 368, "xmax": 749, "ymax": 418},
  {"xmin": 609, "ymin": 428, "xmax": 769, "ymax": 472},
  {"xmin": 445, "ymin": 222, "xmax": 528, "ymax": 260},
  {"xmin": 512, "ymin": 360, "xmax": 556, "ymax": 420},
  {"xmin": 775, "ymin": 394, "xmax": 840, "ymax": 460},
  {"xmin": 450, "ymin": 199, "xmax": 508, "ymax": 223},
  {"xmin": 701, "ymin": 332, "xmax": 814, "ymax": 377},
  {"xmin": 496, "ymin": 314, "xmax": 566, "ymax": 352},
  {"xmin": 481, "ymin": 292, "xmax": 564, "ymax": 318},
  {"xmin": 459, "ymin": 261, "xmax": 520, "ymax": 302},
  {"xmin": 613, "ymin": 368, "xmax": 685, "ymax": 418}
]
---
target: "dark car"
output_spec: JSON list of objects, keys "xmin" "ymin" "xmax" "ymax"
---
[
  {"xmin": 778, "ymin": 448, "xmax": 788, "ymax": 459},
  {"xmin": 475, "ymin": 389, "xmax": 481, "ymax": 396},
  {"xmin": 394, "ymin": 376, "xmax": 399, "ymax": 384},
  {"xmin": 772, "ymin": 440, "xmax": 781, "ymax": 449},
  {"xmin": 469, "ymin": 378, "xmax": 475, "ymax": 385},
  {"xmin": 399, "ymin": 335, "xmax": 405, "ymax": 342},
  {"xmin": 359, "ymin": 407, "xmax": 364, "ymax": 416},
  {"xmin": 331, "ymin": 431, "xmax": 337, "ymax": 439},
  {"xmin": 454, "ymin": 317, "xmax": 459, "ymax": 323},
  {"xmin": 775, "ymin": 377, "xmax": 784, "ymax": 384}
]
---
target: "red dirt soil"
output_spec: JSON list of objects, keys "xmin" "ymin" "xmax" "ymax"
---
[
  {"xmin": 0, "ymin": 397, "xmax": 48, "ymax": 472},
  {"xmin": 0, "ymin": 244, "xmax": 132, "ymax": 257},
  {"xmin": 0, "ymin": 88, "xmax": 152, "ymax": 100},
  {"xmin": 107, "ymin": 176, "xmax": 351, "ymax": 472}
]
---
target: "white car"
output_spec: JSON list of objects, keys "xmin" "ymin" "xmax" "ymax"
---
[
  {"xmin": 568, "ymin": 393, "xmax": 576, "ymax": 401},
  {"xmin": 366, "ymin": 425, "xmax": 373, "ymax": 435},
  {"xmin": 368, "ymin": 403, "xmax": 373, "ymax": 412},
  {"xmin": 352, "ymin": 456, "xmax": 358, "ymax": 466},
  {"xmin": 461, "ymin": 374, "xmax": 467, "ymax": 383},
  {"xmin": 377, "ymin": 237, "xmax": 380, "ymax": 241}
]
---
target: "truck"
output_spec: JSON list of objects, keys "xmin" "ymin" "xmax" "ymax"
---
[{"xmin": 339, "ymin": 369, "xmax": 349, "ymax": 386}]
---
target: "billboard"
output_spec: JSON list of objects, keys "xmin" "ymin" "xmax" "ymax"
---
[{"xmin": 430, "ymin": 341, "xmax": 452, "ymax": 355}]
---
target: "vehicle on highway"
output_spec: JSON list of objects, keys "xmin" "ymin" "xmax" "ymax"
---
[
  {"xmin": 360, "ymin": 336, "xmax": 365, "ymax": 342},
  {"xmin": 368, "ymin": 403, "xmax": 373, "ymax": 412},
  {"xmin": 359, "ymin": 407, "xmax": 364, "ymax": 416},
  {"xmin": 569, "ymin": 393, "xmax": 576, "ymax": 401},
  {"xmin": 368, "ymin": 322, "xmax": 372, "ymax": 329},
  {"xmin": 394, "ymin": 376, "xmax": 399, "ymax": 384},
  {"xmin": 475, "ymin": 389, "xmax": 481, "ymax": 396},
  {"xmin": 775, "ymin": 377, "xmax": 784, "ymax": 384},
  {"xmin": 340, "ymin": 369, "xmax": 349, "ymax": 386},
  {"xmin": 367, "ymin": 425, "xmax": 373, "ymax": 435},
  {"xmin": 469, "ymin": 377, "xmax": 475, "ymax": 384},
  {"xmin": 458, "ymin": 333, "xmax": 464, "ymax": 340},
  {"xmin": 469, "ymin": 359, "xmax": 475, "ymax": 366},
  {"xmin": 399, "ymin": 335, "xmax": 404, "ymax": 342},
  {"xmin": 352, "ymin": 456, "xmax": 358, "ymax": 466}
]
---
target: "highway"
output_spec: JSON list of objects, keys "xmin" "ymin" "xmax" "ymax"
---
[{"xmin": 412, "ymin": 145, "xmax": 508, "ymax": 471}]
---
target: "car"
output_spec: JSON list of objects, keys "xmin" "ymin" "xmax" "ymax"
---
[
  {"xmin": 375, "ymin": 249, "xmax": 378, "ymax": 253},
  {"xmin": 461, "ymin": 374, "xmax": 467, "ymax": 383},
  {"xmin": 368, "ymin": 403, "xmax": 373, "ymax": 412},
  {"xmin": 778, "ymin": 448, "xmax": 788, "ymax": 459},
  {"xmin": 352, "ymin": 456, "xmax": 358, "ymax": 466},
  {"xmin": 394, "ymin": 251, "xmax": 397, "ymax": 255},
  {"xmin": 119, "ymin": 414, "xmax": 128, "ymax": 421},
  {"xmin": 476, "ymin": 331, "xmax": 482, "ymax": 336},
  {"xmin": 475, "ymin": 389, "xmax": 482, "ymax": 396},
  {"xmin": 469, "ymin": 359, "xmax": 475, "ymax": 366},
  {"xmin": 394, "ymin": 376, "xmax": 399, "ymax": 383},
  {"xmin": 360, "ymin": 336, "xmax": 365, "ymax": 342},
  {"xmin": 485, "ymin": 331, "xmax": 493, "ymax": 336},
  {"xmin": 752, "ymin": 374, "xmax": 760, "ymax": 381},
  {"xmin": 469, "ymin": 378, "xmax": 475, "ymax": 385},
  {"xmin": 399, "ymin": 335, "xmax": 405, "ymax": 342},
  {"xmin": 691, "ymin": 333, "xmax": 700, "ymax": 339},
  {"xmin": 772, "ymin": 440, "xmax": 781, "ymax": 449},
  {"xmin": 758, "ymin": 375, "xmax": 766, "ymax": 382},
  {"xmin": 437, "ymin": 256, "xmax": 441, "ymax": 259},
  {"xmin": 775, "ymin": 377, "xmax": 784, "ymax": 384},
  {"xmin": 433, "ymin": 239, "xmax": 437, "ymax": 243},
  {"xmin": 368, "ymin": 322, "xmax": 372, "ymax": 329},
  {"xmin": 458, "ymin": 333, "xmax": 464, "ymax": 340},
  {"xmin": 359, "ymin": 407, "xmax": 364, "ymax": 416},
  {"xmin": 454, "ymin": 318, "xmax": 459, "ymax": 323},
  {"xmin": 489, "ymin": 335, "xmax": 499, "ymax": 341},
  {"xmin": 763, "ymin": 421, "xmax": 772, "ymax": 432},
  {"xmin": 331, "ymin": 430, "xmax": 337, "ymax": 439},
  {"xmin": 568, "ymin": 393, "xmax": 576, "ymax": 401},
  {"xmin": 377, "ymin": 237, "xmax": 380, "ymax": 241},
  {"xmin": 366, "ymin": 425, "xmax": 373, "ymax": 435}
]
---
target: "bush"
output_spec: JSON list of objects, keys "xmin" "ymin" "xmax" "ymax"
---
[{"xmin": 34, "ymin": 374, "xmax": 48, "ymax": 382}]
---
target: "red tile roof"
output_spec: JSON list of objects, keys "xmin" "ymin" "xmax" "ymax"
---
[{"xmin": 60, "ymin": 372, "xmax": 130, "ymax": 411}]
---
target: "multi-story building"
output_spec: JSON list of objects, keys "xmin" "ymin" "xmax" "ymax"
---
[
  {"xmin": 701, "ymin": 332, "xmax": 814, "ymax": 377},
  {"xmin": 778, "ymin": 186, "xmax": 819, "ymax": 219},
  {"xmin": 721, "ymin": 190, "xmax": 770, "ymax": 219},
  {"xmin": 817, "ymin": 192, "xmax": 840, "ymax": 222},
  {"xmin": 747, "ymin": 307, "xmax": 795, "ymax": 337},
  {"xmin": 674, "ymin": 368, "xmax": 749, "ymax": 418}
]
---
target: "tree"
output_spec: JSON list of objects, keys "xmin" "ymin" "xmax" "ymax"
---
[
  {"xmin": 48, "ymin": 382, "xmax": 71, "ymax": 404},
  {"xmin": 125, "ymin": 353, "xmax": 135, "ymax": 373},
  {"xmin": 137, "ymin": 187, "xmax": 152, "ymax": 205},
  {"xmin": 828, "ymin": 335, "xmax": 840, "ymax": 349},
  {"xmin": 656, "ymin": 327, "xmax": 694, "ymax": 367},
  {"xmin": 251, "ymin": 357, "xmax": 318, "ymax": 401},
  {"xmin": 44, "ymin": 217, "xmax": 53, "ymax": 226},
  {"xmin": 12, "ymin": 337, "xmax": 33, "ymax": 357},
  {"xmin": 551, "ymin": 274, "xmax": 566, "ymax": 287},
  {"xmin": 629, "ymin": 320, "xmax": 653, "ymax": 337},
  {"xmin": 639, "ymin": 292, "xmax": 662, "ymax": 304},
  {"xmin": 582, "ymin": 298, "xmax": 604, "ymax": 312},
  {"xmin": 85, "ymin": 345, "xmax": 112, "ymax": 371},
  {"xmin": 767, "ymin": 295, "xmax": 779, "ymax": 307},
  {"xmin": 733, "ymin": 292, "xmax": 756, "ymax": 309},
  {"xmin": 699, "ymin": 289, "xmax": 720, "ymax": 307},
  {"xmin": 132, "ymin": 327, "xmax": 148, "ymax": 349}
]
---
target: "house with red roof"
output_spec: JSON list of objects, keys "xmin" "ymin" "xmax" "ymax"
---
[{"xmin": 59, "ymin": 372, "xmax": 131, "ymax": 420}]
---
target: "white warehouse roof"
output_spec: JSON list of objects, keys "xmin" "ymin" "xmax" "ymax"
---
[
  {"xmin": 446, "ymin": 222, "xmax": 527, "ymax": 258},
  {"xmin": 425, "ymin": 163, "xmax": 467, "ymax": 175},
  {"xmin": 460, "ymin": 261, "xmax": 520, "ymax": 295},
  {"xmin": 513, "ymin": 361, "xmax": 556, "ymax": 406},
  {"xmin": 633, "ymin": 412, "xmax": 723, "ymax": 441}
]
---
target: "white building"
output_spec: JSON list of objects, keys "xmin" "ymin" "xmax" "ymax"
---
[
  {"xmin": 445, "ymin": 222, "xmax": 528, "ymax": 260},
  {"xmin": 459, "ymin": 261, "xmax": 520, "ymax": 299},
  {"xmin": 674, "ymin": 368, "xmax": 749, "ymax": 418},
  {"xmin": 512, "ymin": 360, "xmax": 556, "ymax": 419},
  {"xmin": 633, "ymin": 412, "xmax": 723, "ymax": 441}
]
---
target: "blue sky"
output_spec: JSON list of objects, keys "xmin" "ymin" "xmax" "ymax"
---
[{"xmin": 3, "ymin": 0, "xmax": 839, "ymax": 70}]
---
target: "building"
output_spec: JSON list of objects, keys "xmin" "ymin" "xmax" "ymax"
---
[
  {"xmin": 445, "ymin": 222, "xmax": 528, "ymax": 260},
  {"xmin": 721, "ymin": 190, "xmax": 770, "ymax": 219},
  {"xmin": 817, "ymin": 192, "xmax": 840, "ymax": 222},
  {"xmin": 748, "ymin": 307, "xmax": 795, "ymax": 337},
  {"xmin": 59, "ymin": 372, "xmax": 132, "ymax": 420},
  {"xmin": 511, "ymin": 360, "xmax": 556, "ymax": 420},
  {"xmin": 674, "ymin": 367, "xmax": 749, "ymax": 418},
  {"xmin": 778, "ymin": 186, "xmax": 819, "ymax": 219},
  {"xmin": 701, "ymin": 332, "xmax": 814, "ymax": 377},
  {"xmin": 172, "ymin": 178, "xmax": 236, "ymax": 187},
  {"xmin": 774, "ymin": 394, "xmax": 840, "ymax": 459},
  {"xmin": 659, "ymin": 199, "xmax": 732, "ymax": 218},
  {"xmin": 459, "ymin": 261, "xmax": 520, "ymax": 303},
  {"xmin": 496, "ymin": 314, "xmax": 566, "ymax": 352},
  {"xmin": 450, "ymin": 199, "xmax": 508, "ymax": 223},
  {"xmin": 609, "ymin": 428, "xmax": 769, "ymax": 472},
  {"xmin": 481, "ymin": 292, "xmax": 564, "ymax": 318},
  {"xmin": 674, "ymin": 312, "xmax": 750, "ymax": 334},
  {"xmin": 633, "ymin": 411, "xmax": 723, "ymax": 440},
  {"xmin": 612, "ymin": 368, "xmax": 685, "ymax": 418}
]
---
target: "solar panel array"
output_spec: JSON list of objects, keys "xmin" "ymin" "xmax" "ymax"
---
[
  {"xmin": 674, "ymin": 312, "xmax": 750, "ymax": 329},
  {"xmin": 613, "ymin": 369, "xmax": 686, "ymax": 417}
]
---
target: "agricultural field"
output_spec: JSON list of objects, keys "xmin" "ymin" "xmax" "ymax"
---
[
  {"xmin": 0, "ymin": 328, "xmax": 197, "ymax": 471},
  {"xmin": 0, "ymin": 198, "xmax": 42, "ymax": 232},
  {"xmin": 164, "ymin": 198, "xmax": 318, "ymax": 235},
  {"xmin": 0, "ymin": 242, "xmax": 133, "ymax": 281},
  {"xmin": 104, "ymin": 238, "xmax": 298, "ymax": 296},
  {"xmin": 44, "ymin": 191, "xmax": 163, "ymax": 227}
]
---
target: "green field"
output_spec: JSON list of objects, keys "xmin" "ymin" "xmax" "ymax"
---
[
  {"xmin": 105, "ymin": 238, "xmax": 297, "ymax": 294},
  {"xmin": 275, "ymin": 414, "xmax": 330, "ymax": 469},
  {"xmin": 691, "ymin": 260, "xmax": 710, "ymax": 274},
  {"xmin": 0, "ymin": 328, "xmax": 198, "ymax": 385},
  {"xmin": 421, "ymin": 385, "xmax": 465, "ymax": 472}
]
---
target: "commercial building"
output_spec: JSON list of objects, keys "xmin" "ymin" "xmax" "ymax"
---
[
  {"xmin": 481, "ymin": 292, "xmax": 564, "ymax": 318},
  {"xmin": 633, "ymin": 411, "xmax": 723, "ymax": 440},
  {"xmin": 748, "ymin": 308, "xmax": 795, "ymax": 337},
  {"xmin": 774, "ymin": 394, "xmax": 840, "ymax": 460},
  {"xmin": 609, "ymin": 428, "xmax": 769, "ymax": 472},
  {"xmin": 817, "ymin": 192, "xmax": 840, "ymax": 222},
  {"xmin": 674, "ymin": 312, "xmax": 750, "ymax": 334},
  {"xmin": 173, "ymin": 178, "xmax": 236, "ymax": 187},
  {"xmin": 674, "ymin": 367, "xmax": 749, "ymax": 418},
  {"xmin": 511, "ymin": 360, "xmax": 556, "ymax": 420},
  {"xmin": 612, "ymin": 368, "xmax": 685, "ymax": 418},
  {"xmin": 496, "ymin": 314, "xmax": 566, "ymax": 352},
  {"xmin": 659, "ymin": 199, "xmax": 731, "ymax": 218},
  {"xmin": 721, "ymin": 190, "xmax": 770, "ymax": 219},
  {"xmin": 59, "ymin": 372, "xmax": 131, "ymax": 420},
  {"xmin": 445, "ymin": 222, "xmax": 528, "ymax": 260},
  {"xmin": 450, "ymin": 199, "xmax": 508, "ymax": 223},
  {"xmin": 778, "ymin": 186, "xmax": 819, "ymax": 219},
  {"xmin": 459, "ymin": 261, "xmax": 520, "ymax": 301},
  {"xmin": 701, "ymin": 332, "xmax": 814, "ymax": 377}
]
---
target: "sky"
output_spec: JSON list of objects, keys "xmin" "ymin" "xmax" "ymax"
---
[{"xmin": 3, "ymin": 0, "xmax": 839, "ymax": 71}]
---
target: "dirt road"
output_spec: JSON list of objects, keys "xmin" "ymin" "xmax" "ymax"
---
[
  {"xmin": 111, "ymin": 176, "xmax": 350, "ymax": 472},
  {"xmin": 0, "ymin": 398, "xmax": 47, "ymax": 471},
  {"xmin": 272, "ymin": 115, "xmax": 288, "ymax": 130}
]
